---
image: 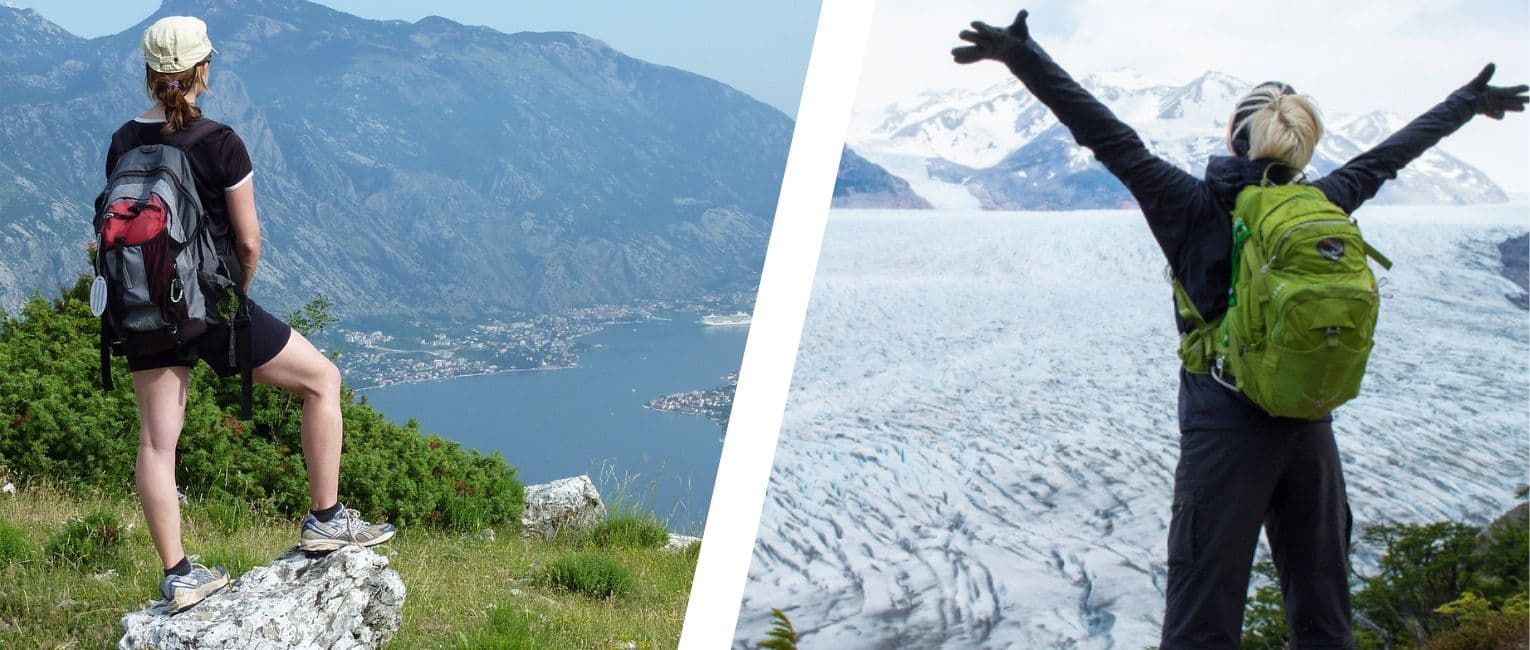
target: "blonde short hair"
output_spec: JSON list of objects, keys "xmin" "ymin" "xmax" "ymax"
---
[{"xmin": 1235, "ymin": 91, "xmax": 1324, "ymax": 170}]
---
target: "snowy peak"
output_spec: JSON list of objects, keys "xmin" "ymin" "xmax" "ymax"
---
[
  {"xmin": 843, "ymin": 69, "xmax": 1508, "ymax": 210},
  {"xmin": 1337, "ymin": 111, "xmax": 1409, "ymax": 149},
  {"xmin": 1155, "ymin": 70, "xmax": 1245, "ymax": 123},
  {"xmin": 1081, "ymin": 67, "xmax": 1156, "ymax": 91}
]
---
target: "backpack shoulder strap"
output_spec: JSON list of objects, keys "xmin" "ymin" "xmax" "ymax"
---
[{"xmin": 167, "ymin": 118, "xmax": 226, "ymax": 150}]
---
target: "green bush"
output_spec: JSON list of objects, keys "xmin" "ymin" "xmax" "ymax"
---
[
  {"xmin": 0, "ymin": 518, "xmax": 34, "ymax": 565},
  {"xmin": 1242, "ymin": 504, "xmax": 1530, "ymax": 649},
  {"xmin": 588, "ymin": 514, "xmax": 670, "ymax": 550},
  {"xmin": 1240, "ymin": 560, "xmax": 1288, "ymax": 650},
  {"xmin": 1354, "ymin": 521, "xmax": 1488, "ymax": 645},
  {"xmin": 1426, "ymin": 611, "xmax": 1527, "ymax": 650},
  {"xmin": 543, "ymin": 552, "xmax": 635, "ymax": 598},
  {"xmin": 0, "ymin": 279, "xmax": 524, "ymax": 532},
  {"xmin": 44, "ymin": 510, "xmax": 122, "ymax": 569}
]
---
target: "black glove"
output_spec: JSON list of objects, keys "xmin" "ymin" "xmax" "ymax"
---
[
  {"xmin": 952, "ymin": 9, "xmax": 1030, "ymax": 64},
  {"xmin": 1459, "ymin": 63, "xmax": 1528, "ymax": 120}
]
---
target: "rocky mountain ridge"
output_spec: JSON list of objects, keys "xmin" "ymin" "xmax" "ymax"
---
[
  {"xmin": 0, "ymin": 0, "xmax": 792, "ymax": 319},
  {"xmin": 843, "ymin": 70, "xmax": 1508, "ymax": 210}
]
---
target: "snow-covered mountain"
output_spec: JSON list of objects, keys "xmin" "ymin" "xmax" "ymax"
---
[
  {"xmin": 734, "ymin": 206, "xmax": 1529, "ymax": 648},
  {"xmin": 845, "ymin": 70, "xmax": 1508, "ymax": 210}
]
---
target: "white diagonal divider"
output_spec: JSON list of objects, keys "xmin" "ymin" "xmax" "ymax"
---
[{"xmin": 678, "ymin": 0, "xmax": 877, "ymax": 647}]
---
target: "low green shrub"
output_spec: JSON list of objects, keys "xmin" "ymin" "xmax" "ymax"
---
[
  {"xmin": 543, "ymin": 552, "xmax": 635, "ymax": 598},
  {"xmin": 44, "ymin": 510, "xmax": 122, "ymax": 568},
  {"xmin": 1242, "ymin": 501, "xmax": 1530, "ymax": 649},
  {"xmin": 0, "ymin": 280, "xmax": 524, "ymax": 532},
  {"xmin": 1425, "ymin": 610, "xmax": 1528, "ymax": 650},
  {"xmin": 588, "ymin": 514, "xmax": 670, "ymax": 550},
  {"xmin": 0, "ymin": 518, "xmax": 35, "ymax": 565}
]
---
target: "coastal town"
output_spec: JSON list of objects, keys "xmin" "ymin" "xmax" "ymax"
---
[{"xmin": 322, "ymin": 292, "xmax": 754, "ymax": 389}]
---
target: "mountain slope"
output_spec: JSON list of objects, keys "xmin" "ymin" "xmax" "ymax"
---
[
  {"xmin": 0, "ymin": 0, "xmax": 793, "ymax": 318},
  {"xmin": 832, "ymin": 147, "xmax": 931, "ymax": 209},
  {"xmin": 846, "ymin": 71, "xmax": 1508, "ymax": 210}
]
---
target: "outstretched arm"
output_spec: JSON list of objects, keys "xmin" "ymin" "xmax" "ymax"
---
[
  {"xmin": 953, "ymin": 10, "xmax": 1203, "ymax": 260},
  {"xmin": 1315, "ymin": 64, "xmax": 1528, "ymax": 213}
]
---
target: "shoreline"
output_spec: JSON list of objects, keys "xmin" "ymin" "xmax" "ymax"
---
[
  {"xmin": 349, "ymin": 362, "xmax": 582, "ymax": 392},
  {"xmin": 350, "ymin": 312, "xmax": 673, "ymax": 391},
  {"xmin": 350, "ymin": 307, "xmax": 749, "ymax": 391}
]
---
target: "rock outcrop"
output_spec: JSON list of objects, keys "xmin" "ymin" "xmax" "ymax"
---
[
  {"xmin": 521, "ymin": 475, "xmax": 607, "ymax": 539},
  {"xmin": 664, "ymin": 534, "xmax": 701, "ymax": 552},
  {"xmin": 119, "ymin": 545, "xmax": 404, "ymax": 650},
  {"xmin": 832, "ymin": 146, "xmax": 934, "ymax": 209},
  {"xmin": 1498, "ymin": 234, "xmax": 1528, "ymax": 310},
  {"xmin": 1482, "ymin": 501, "xmax": 1528, "ymax": 546}
]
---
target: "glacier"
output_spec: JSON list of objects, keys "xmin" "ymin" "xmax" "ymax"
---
[{"xmin": 734, "ymin": 206, "xmax": 1529, "ymax": 649}]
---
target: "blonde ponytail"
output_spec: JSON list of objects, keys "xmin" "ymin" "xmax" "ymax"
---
[{"xmin": 1239, "ymin": 93, "xmax": 1323, "ymax": 171}]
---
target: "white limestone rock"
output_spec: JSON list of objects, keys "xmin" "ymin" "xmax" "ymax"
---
[
  {"xmin": 119, "ymin": 545, "xmax": 405, "ymax": 649},
  {"xmin": 521, "ymin": 475, "xmax": 606, "ymax": 539},
  {"xmin": 664, "ymin": 534, "xmax": 700, "ymax": 552}
]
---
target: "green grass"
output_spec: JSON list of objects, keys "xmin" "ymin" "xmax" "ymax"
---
[
  {"xmin": 584, "ymin": 514, "xmax": 671, "ymax": 550},
  {"xmin": 543, "ymin": 553, "xmax": 636, "ymax": 598},
  {"xmin": 0, "ymin": 519, "xmax": 34, "ymax": 566},
  {"xmin": 0, "ymin": 481, "xmax": 699, "ymax": 649}
]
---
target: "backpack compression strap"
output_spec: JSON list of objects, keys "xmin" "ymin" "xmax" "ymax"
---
[
  {"xmin": 1171, "ymin": 279, "xmax": 1219, "ymax": 374},
  {"xmin": 226, "ymin": 292, "xmax": 254, "ymax": 420}
]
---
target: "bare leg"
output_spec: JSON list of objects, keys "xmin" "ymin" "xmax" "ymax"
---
[
  {"xmin": 132, "ymin": 366, "xmax": 191, "ymax": 569},
  {"xmin": 253, "ymin": 330, "xmax": 343, "ymax": 511}
]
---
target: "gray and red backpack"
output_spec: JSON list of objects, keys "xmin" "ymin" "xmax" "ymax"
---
[{"xmin": 93, "ymin": 120, "xmax": 253, "ymax": 418}]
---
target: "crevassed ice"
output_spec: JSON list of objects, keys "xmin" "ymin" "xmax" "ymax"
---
[{"xmin": 735, "ymin": 206, "xmax": 1529, "ymax": 650}]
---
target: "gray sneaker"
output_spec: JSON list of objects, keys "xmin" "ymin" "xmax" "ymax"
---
[
  {"xmin": 159, "ymin": 561, "xmax": 230, "ymax": 613},
  {"xmin": 299, "ymin": 506, "xmax": 397, "ymax": 552}
]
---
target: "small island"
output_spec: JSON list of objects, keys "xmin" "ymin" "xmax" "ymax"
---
[{"xmin": 646, "ymin": 373, "xmax": 738, "ymax": 431}]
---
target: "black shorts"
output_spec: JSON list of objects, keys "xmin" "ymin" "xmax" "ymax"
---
[{"xmin": 126, "ymin": 299, "xmax": 293, "ymax": 377}]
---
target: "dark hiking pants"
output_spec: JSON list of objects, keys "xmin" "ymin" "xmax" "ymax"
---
[{"xmin": 1160, "ymin": 420, "xmax": 1355, "ymax": 649}]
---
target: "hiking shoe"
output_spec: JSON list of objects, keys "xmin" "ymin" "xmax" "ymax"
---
[
  {"xmin": 299, "ymin": 506, "xmax": 397, "ymax": 552},
  {"xmin": 159, "ymin": 561, "xmax": 230, "ymax": 613}
]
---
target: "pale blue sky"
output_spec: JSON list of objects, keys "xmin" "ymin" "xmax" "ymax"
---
[{"xmin": 10, "ymin": 0, "xmax": 821, "ymax": 116}]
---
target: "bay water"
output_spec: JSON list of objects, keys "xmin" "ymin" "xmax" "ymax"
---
[{"xmin": 363, "ymin": 314, "xmax": 746, "ymax": 535}]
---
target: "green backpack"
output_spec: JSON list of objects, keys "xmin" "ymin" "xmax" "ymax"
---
[{"xmin": 1174, "ymin": 168, "xmax": 1392, "ymax": 419}]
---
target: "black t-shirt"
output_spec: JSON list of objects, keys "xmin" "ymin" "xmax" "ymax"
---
[{"xmin": 105, "ymin": 116, "xmax": 254, "ymax": 242}]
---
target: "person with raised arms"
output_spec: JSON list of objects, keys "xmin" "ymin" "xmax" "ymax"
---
[{"xmin": 951, "ymin": 8, "xmax": 1526, "ymax": 648}]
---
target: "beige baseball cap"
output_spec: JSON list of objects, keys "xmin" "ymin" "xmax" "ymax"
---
[{"xmin": 142, "ymin": 16, "xmax": 217, "ymax": 74}]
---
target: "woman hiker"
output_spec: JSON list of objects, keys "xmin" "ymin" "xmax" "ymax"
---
[
  {"xmin": 106, "ymin": 16, "xmax": 396, "ymax": 613},
  {"xmin": 951, "ymin": 8, "xmax": 1527, "ymax": 648}
]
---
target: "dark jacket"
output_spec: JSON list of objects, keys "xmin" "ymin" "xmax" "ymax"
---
[{"xmin": 996, "ymin": 39, "xmax": 1479, "ymax": 431}]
